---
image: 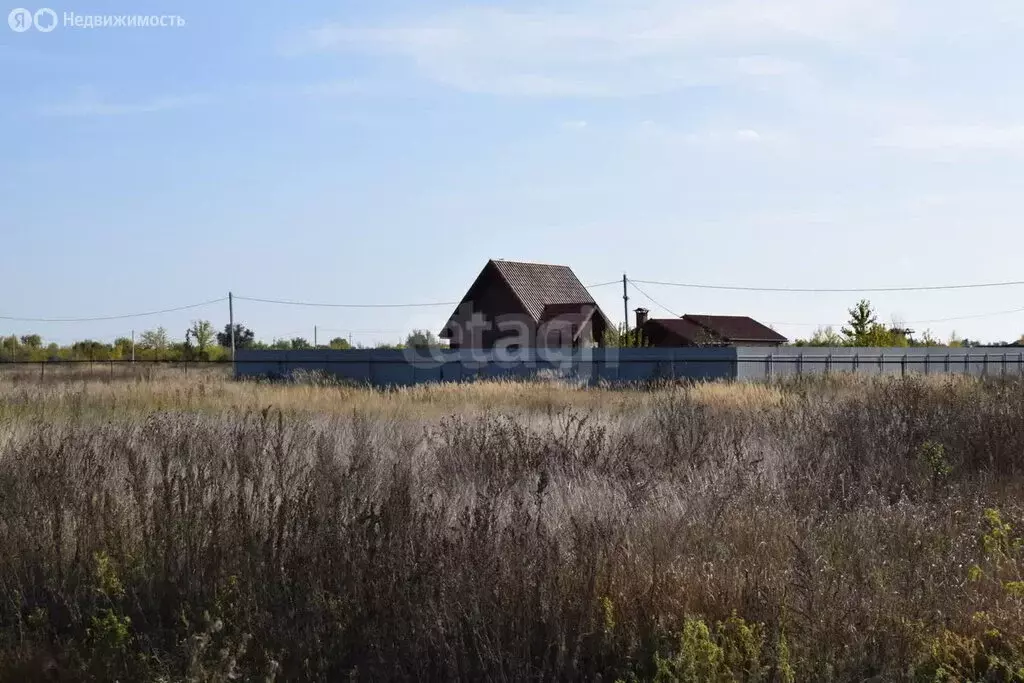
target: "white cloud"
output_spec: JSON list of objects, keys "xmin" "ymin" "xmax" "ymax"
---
[
  {"xmin": 37, "ymin": 80, "xmax": 378, "ymax": 118},
  {"xmin": 38, "ymin": 87, "xmax": 209, "ymax": 117},
  {"xmin": 291, "ymin": 0, "xmax": 906, "ymax": 97},
  {"xmin": 876, "ymin": 124, "xmax": 1024, "ymax": 151},
  {"xmin": 732, "ymin": 55, "xmax": 807, "ymax": 77},
  {"xmin": 560, "ymin": 120, "xmax": 589, "ymax": 130},
  {"xmin": 633, "ymin": 122, "xmax": 777, "ymax": 147},
  {"xmin": 278, "ymin": 0, "xmax": 1024, "ymax": 171},
  {"xmin": 238, "ymin": 80, "xmax": 378, "ymax": 100}
]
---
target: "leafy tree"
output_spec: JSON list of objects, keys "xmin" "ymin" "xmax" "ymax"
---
[
  {"xmin": 862, "ymin": 323, "xmax": 909, "ymax": 347},
  {"xmin": 328, "ymin": 337, "xmax": 352, "ymax": 350},
  {"xmin": 1, "ymin": 335, "xmax": 18, "ymax": 361},
  {"xmin": 19, "ymin": 334, "xmax": 42, "ymax": 349},
  {"xmin": 947, "ymin": 331, "xmax": 984, "ymax": 348},
  {"xmin": 189, "ymin": 320, "xmax": 215, "ymax": 355},
  {"xmin": 841, "ymin": 300, "xmax": 877, "ymax": 345},
  {"xmin": 795, "ymin": 326, "xmax": 844, "ymax": 347},
  {"xmin": 404, "ymin": 329, "xmax": 439, "ymax": 349},
  {"xmin": 217, "ymin": 324, "xmax": 256, "ymax": 349},
  {"xmin": 139, "ymin": 327, "xmax": 170, "ymax": 352},
  {"xmin": 602, "ymin": 324, "xmax": 650, "ymax": 348},
  {"xmin": 112, "ymin": 337, "xmax": 133, "ymax": 360},
  {"xmin": 290, "ymin": 338, "xmax": 312, "ymax": 350},
  {"xmin": 72, "ymin": 340, "xmax": 112, "ymax": 360}
]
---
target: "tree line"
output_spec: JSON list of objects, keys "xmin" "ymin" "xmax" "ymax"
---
[
  {"xmin": 793, "ymin": 300, "xmax": 1023, "ymax": 348},
  {"xmin": 2, "ymin": 301, "xmax": 1021, "ymax": 362},
  {"xmin": 0, "ymin": 323, "xmax": 442, "ymax": 362}
]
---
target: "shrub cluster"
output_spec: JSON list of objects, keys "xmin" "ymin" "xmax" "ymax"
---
[{"xmin": 0, "ymin": 375, "xmax": 1023, "ymax": 680}]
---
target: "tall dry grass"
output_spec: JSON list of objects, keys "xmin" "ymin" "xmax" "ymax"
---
[{"xmin": 0, "ymin": 373, "xmax": 1022, "ymax": 681}]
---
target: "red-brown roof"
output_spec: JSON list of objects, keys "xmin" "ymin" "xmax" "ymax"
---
[
  {"xmin": 442, "ymin": 260, "xmax": 612, "ymax": 335},
  {"xmin": 684, "ymin": 315, "xmax": 787, "ymax": 343},
  {"xmin": 646, "ymin": 314, "xmax": 787, "ymax": 345},
  {"xmin": 645, "ymin": 318, "xmax": 716, "ymax": 344},
  {"xmin": 491, "ymin": 260, "xmax": 601, "ymax": 322}
]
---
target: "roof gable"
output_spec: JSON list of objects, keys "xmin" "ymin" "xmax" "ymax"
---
[{"xmin": 443, "ymin": 260, "xmax": 612, "ymax": 333}]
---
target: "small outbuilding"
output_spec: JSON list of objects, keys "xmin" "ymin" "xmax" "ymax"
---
[{"xmin": 635, "ymin": 308, "xmax": 787, "ymax": 348}]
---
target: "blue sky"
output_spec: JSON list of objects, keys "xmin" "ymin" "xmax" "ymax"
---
[{"xmin": 3, "ymin": 0, "xmax": 1024, "ymax": 346}]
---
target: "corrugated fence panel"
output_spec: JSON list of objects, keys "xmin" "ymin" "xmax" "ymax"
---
[{"xmin": 234, "ymin": 347, "xmax": 1024, "ymax": 386}]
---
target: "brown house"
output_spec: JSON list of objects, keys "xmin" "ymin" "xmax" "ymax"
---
[
  {"xmin": 636, "ymin": 309, "xmax": 787, "ymax": 348},
  {"xmin": 440, "ymin": 260, "xmax": 613, "ymax": 349}
]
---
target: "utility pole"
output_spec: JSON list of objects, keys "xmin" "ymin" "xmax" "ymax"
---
[
  {"xmin": 622, "ymin": 274, "xmax": 629, "ymax": 337},
  {"xmin": 314, "ymin": 325, "xmax": 318, "ymax": 349},
  {"xmin": 228, "ymin": 291, "xmax": 236, "ymax": 371},
  {"xmin": 131, "ymin": 329, "xmax": 135, "ymax": 363}
]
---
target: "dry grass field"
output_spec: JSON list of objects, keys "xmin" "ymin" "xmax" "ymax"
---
[{"xmin": 1, "ymin": 371, "xmax": 1023, "ymax": 681}]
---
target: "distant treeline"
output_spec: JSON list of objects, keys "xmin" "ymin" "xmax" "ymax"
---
[
  {"xmin": 0, "ymin": 323, "xmax": 443, "ymax": 362},
  {"xmin": 3, "ymin": 300, "xmax": 1022, "ymax": 362},
  {"xmin": 790, "ymin": 300, "xmax": 1023, "ymax": 348}
]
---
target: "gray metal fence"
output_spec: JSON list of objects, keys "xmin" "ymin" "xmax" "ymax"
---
[{"xmin": 234, "ymin": 347, "xmax": 1024, "ymax": 386}]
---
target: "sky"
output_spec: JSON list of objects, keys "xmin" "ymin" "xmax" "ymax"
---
[{"xmin": 3, "ymin": 0, "xmax": 1024, "ymax": 347}]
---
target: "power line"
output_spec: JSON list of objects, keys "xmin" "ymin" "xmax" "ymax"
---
[
  {"xmin": 909, "ymin": 307, "xmax": 1024, "ymax": 324},
  {"xmin": 235, "ymin": 295, "xmax": 458, "ymax": 309},
  {"xmin": 631, "ymin": 278, "xmax": 1024, "ymax": 294},
  {"xmin": 629, "ymin": 281, "xmax": 680, "ymax": 318},
  {"xmin": 585, "ymin": 279, "xmax": 621, "ymax": 289},
  {"xmin": 771, "ymin": 305, "xmax": 1024, "ymax": 329},
  {"xmin": 0, "ymin": 297, "xmax": 227, "ymax": 323},
  {"xmin": 316, "ymin": 328, "xmax": 405, "ymax": 334}
]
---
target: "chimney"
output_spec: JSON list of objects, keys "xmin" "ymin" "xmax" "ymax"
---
[{"xmin": 634, "ymin": 307, "xmax": 649, "ymax": 330}]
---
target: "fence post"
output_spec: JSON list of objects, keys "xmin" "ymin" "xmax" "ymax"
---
[
  {"xmin": 40, "ymin": 361, "xmax": 44, "ymax": 381},
  {"xmin": 924, "ymin": 354, "xmax": 929, "ymax": 375},
  {"xmin": 901, "ymin": 354, "xmax": 907, "ymax": 377},
  {"xmin": 798, "ymin": 352, "xmax": 803, "ymax": 376},
  {"xmin": 853, "ymin": 353, "xmax": 859, "ymax": 373},
  {"xmin": 879, "ymin": 352, "xmax": 884, "ymax": 375},
  {"xmin": 983, "ymin": 354, "xmax": 989, "ymax": 377},
  {"xmin": 945, "ymin": 353, "xmax": 950, "ymax": 373},
  {"xmin": 1003, "ymin": 353, "xmax": 1007, "ymax": 377}
]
